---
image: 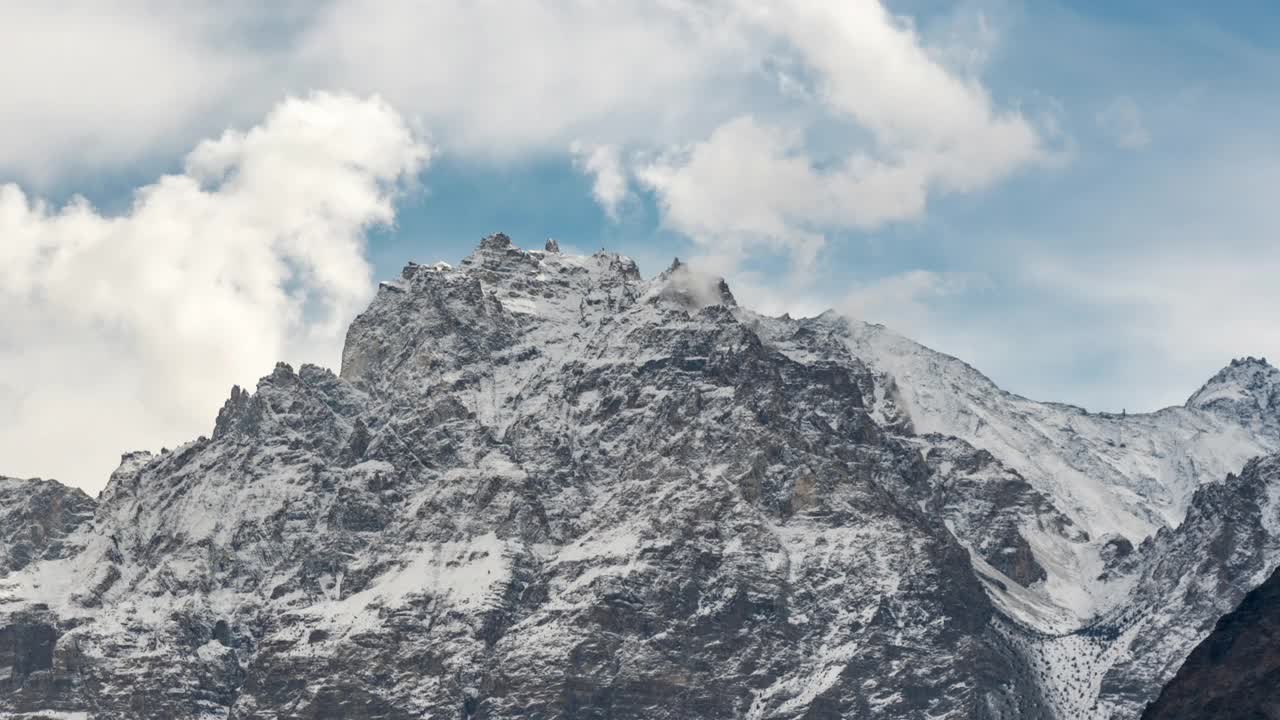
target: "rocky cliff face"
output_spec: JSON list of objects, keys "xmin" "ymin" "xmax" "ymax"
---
[
  {"xmin": 0, "ymin": 477, "xmax": 95, "ymax": 576},
  {"xmin": 1186, "ymin": 356, "xmax": 1280, "ymax": 424},
  {"xmin": 1076, "ymin": 454, "xmax": 1280, "ymax": 717},
  {"xmin": 1142, "ymin": 557, "xmax": 1280, "ymax": 719},
  {"xmin": 774, "ymin": 316, "xmax": 1280, "ymax": 718},
  {"xmin": 3, "ymin": 234, "xmax": 1280, "ymax": 719}
]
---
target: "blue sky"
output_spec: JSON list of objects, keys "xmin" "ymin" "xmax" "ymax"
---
[{"xmin": 3, "ymin": 0, "xmax": 1279, "ymax": 489}]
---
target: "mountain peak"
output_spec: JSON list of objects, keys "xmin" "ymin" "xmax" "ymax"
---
[
  {"xmin": 1187, "ymin": 356, "xmax": 1280, "ymax": 417},
  {"xmin": 477, "ymin": 231, "xmax": 513, "ymax": 251},
  {"xmin": 0, "ymin": 474, "xmax": 96, "ymax": 576},
  {"xmin": 655, "ymin": 258, "xmax": 735, "ymax": 310},
  {"xmin": 1231, "ymin": 355, "xmax": 1271, "ymax": 369},
  {"xmin": 15, "ymin": 231, "xmax": 1280, "ymax": 719}
]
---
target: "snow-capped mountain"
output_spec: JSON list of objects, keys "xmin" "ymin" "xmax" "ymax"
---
[
  {"xmin": 3, "ymin": 234, "xmax": 1279, "ymax": 719},
  {"xmin": 1186, "ymin": 355, "xmax": 1280, "ymax": 419}
]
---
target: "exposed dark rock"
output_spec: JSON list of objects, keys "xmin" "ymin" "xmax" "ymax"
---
[
  {"xmin": 4, "ymin": 234, "xmax": 1280, "ymax": 719},
  {"xmin": 1143, "ymin": 563, "xmax": 1280, "ymax": 719},
  {"xmin": 0, "ymin": 476, "xmax": 95, "ymax": 575}
]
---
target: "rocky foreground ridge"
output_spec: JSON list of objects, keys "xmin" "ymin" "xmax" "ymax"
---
[
  {"xmin": 3, "ymin": 234, "xmax": 1280, "ymax": 719},
  {"xmin": 1141, "ymin": 559, "xmax": 1280, "ymax": 719}
]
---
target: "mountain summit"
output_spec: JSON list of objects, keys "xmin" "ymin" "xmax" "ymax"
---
[
  {"xmin": 1186, "ymin": 356, "xmax": 1280, "ymax": 419},
  {"xmin": 3, "ymin": 235, "xmax": 1280, "ymax": 719}
]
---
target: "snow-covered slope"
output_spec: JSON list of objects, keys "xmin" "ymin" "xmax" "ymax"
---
[
  {"xmin": 4, "ymin": 233, "xmax": 1280, "ymax": 719},
  {"xmin": 1141, "ymin": 524, "xmax": 1280, "ymax": 719},
  {"xmin": 744, "ymin": 311, "xmax": 1280, "ymax": 716},
  {"xmin": 1187, "ymin": 355, "xmax": 1280, "ymax": 422},
  {"xmin": 744, "ymin": 308, "xmax": 1280, "ymax": 716},
  {"xmin": 1089, "ymin": 453, "xmax": 1280, "ymax": 717},
  {"xmin": 840, "ymin": 318, "xmax": 1277, "ymax": 618}
]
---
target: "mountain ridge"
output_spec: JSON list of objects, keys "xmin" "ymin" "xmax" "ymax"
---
[
  {"xmin": 2, "ymin": 233, "xmax": 1278, "ymax": 719},
  {"xmin": 1141, "ymin": 549, "xmax": 1280, "ymax": 719}
]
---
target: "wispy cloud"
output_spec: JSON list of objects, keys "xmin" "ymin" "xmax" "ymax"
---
[
  {"xmin": 570, "ymin": 142, "xmax": 628, "ymax": 219},
  {"xmin": 841, "ymin": 270, "xmax": 978, "ymax": 336},
  {"xmin": 1096, "ymin": 96, "xmax": 1151, "ymax": 149}
]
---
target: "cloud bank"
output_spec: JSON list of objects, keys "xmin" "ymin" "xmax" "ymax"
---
[
  {"xmin": 0, "ymin": 93, "xmax": 428, "ymax": 490},
  {"xmin": 0, "ymin": 1, "xmax": 1048, "ymax": 489},
  {"xmin": 0, "ymin": 0, "xmax": 1043, "ymax": 272},
  {"xmin": 638, "ymin": 2, "xmax": 1041, "ymax": 272}
]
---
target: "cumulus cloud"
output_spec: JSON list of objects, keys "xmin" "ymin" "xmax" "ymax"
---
[
  {"xmin": 0, "ymin": 0, "xmax": 1045, "ymax": 487},
  {"xmin": 638, "ymin": 1, "xmax": 1043, "ymax": 272},
  {"xmin": 0, "ymin": 93, "xmax": 428, "ymax": 490},
  {"xmin": 294, "ymin": 1, "xmax": 754, "ymax": 154},
  {"xmin": 0, "ymin": 1, "xmax": 752, "ymax": 185},
  {"xmin": 0, "ymin": 3, "xmax": 1040, "ymax": 266},
  {"xmin": 0, "ymin": 1, "xmax": 272, "ymax": 186}
]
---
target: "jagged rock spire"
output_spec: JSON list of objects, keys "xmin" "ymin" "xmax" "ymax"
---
[{"xmin": 479, "ymin": 232, "xmax": 513, "ymax": 250}]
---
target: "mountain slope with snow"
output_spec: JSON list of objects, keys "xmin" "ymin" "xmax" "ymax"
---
[
  {"xmin": 1141, "ymin": 540, "xmax": 1280, "ymax": 719},
  {"xmin": 3, "ymin": 233, "xmax": 1280, "ymax": 719},
  {"xmin": 839, "ymin": 318, "xmax": 1278, "ymax": 618}
]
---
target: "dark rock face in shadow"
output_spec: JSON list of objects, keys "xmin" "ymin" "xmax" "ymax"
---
[{"xmin": 0, "ymin": 619, "xmax": 57, "ymax": 679}]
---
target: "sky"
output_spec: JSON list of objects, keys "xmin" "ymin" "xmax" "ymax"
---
[{"xmin": 3, "ymin": 1, "xmax": 1279, "ymax": 492}]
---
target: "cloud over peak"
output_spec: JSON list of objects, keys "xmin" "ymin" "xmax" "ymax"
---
[
  {"xmin": 0, "ymin": 1, "xmax": 1056, "ymax": 488},
  {"xmin": 0, "ymin": 0, "xmax": 1043, "ymax": 277},
  {"xmin": 0, "ymin": 93, "xmax": 427, "ymax": 490}
]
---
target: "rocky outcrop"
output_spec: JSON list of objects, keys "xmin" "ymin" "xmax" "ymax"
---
[
  {"xmin": 1186, "ymin": 356, "xmax": 1280, "ymax": 423},
  {"xmin": 0, "ymin": 236, "xmax": 1043, "ymax": 718},
  {"xmin": 1142, "ymin": 562, "xmax": 1280, "ymax": 719},
  {"xmin": 0, "ymin": 476, "xmax": 95, "ymax": 575},
  {"xmin": 912, "ymin": 434, "xmax": 1077, "ymax": 588},
  {"xmin": 1084, "ymin": 454, "xmax": 1280, "ymax": 717},
  {"xmin": 4, "ymin": 234, "xmax": 1280, "ymax": 719}
]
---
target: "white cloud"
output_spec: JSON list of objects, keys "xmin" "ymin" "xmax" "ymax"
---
[
  {"xmin": 669, "ymin": 260, "xmax": 971, "ymax": 336},
  {"xmin": 841, "ymin": 270, "xmax": 974, "ymax": 335},
  {"xmin": 0, "ymin": 1, "xmax": 275, "ymax": 186},
  {"xmin": 1024, "ymin": 253, "xmax": 1280, "ymax": 408},
  {"xmin": 0, "ymin": 0, "xmax": 1044, "ymax": 487},
  {"xmin": 0, "ymin": 3, "xmax": 1039, "ymax": 264},
  {"xmin": 0, "ymin": 93, "xmax": 428, "ymax": 490},
  {"xmin": 0, "ymin": 3, "xmax": 710, "ymax": 183},
  {"xmin": 570, "ymin": 142, "xmax": 628, "ymax": 219},
  {"xmin": 292, "ymin": 1, "xmax": 754, "ymax": 154},
  {"xmin": 1096, "ymin": 96, "xmax": 1150, "ymax": 149},
  {"xmin": 637, "ymin": 1, "xmax": 1043, "ymax": 273}
]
